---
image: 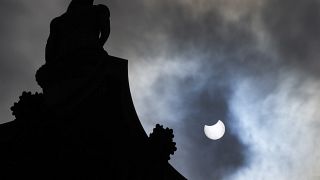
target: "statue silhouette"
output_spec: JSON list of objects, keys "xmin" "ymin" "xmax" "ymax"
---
[
  {"xmin": 46, "ymin": 0, "xmax": 110, "ymax": 64},
  {"xmin": 0, "ymin": 0, "xmax": 186, "ymax": 179}
]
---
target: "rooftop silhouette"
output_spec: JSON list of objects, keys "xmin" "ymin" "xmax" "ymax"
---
[{"xmin": 0, "ymin": 0, "xmax": 186, "ymax": 179}]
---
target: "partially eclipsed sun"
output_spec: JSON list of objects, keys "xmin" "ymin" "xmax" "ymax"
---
[{"xmin": 204, "ymin": 120, "xmax": 226, "ymax": 140}]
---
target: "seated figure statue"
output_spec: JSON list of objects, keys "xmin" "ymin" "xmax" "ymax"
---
[
  {"xmin": 36, "ymin": 0, "xmax": 111, "ymax": 106},
  {"xmin": 34, "ymin": 1, "xmax": 151, "ymax": 178},
  {"xmin": 45, "ymin": 0, "xmax": 110, "ymax": 64},
  {"xmin": 28, "ymin": 0, "xmax": 186, "ymax": 179}
]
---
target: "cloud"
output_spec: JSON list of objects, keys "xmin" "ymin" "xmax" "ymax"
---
[
  {"xmin": 261, "ymin": 0, "xmax": 320, "ymax": 74},
  {"xmin": 229, "ymin": 72, "xmax": 320, "ymax": 180},
  {"xmin": 108, "ymin": 0, "xmax": 320, "ymax": 179},
  {"xmin": 106, "ymin": 0, "xmax": 266, "ymax": 179},
  {"xmin": 0, "ymin": 0, "xmax": 68, "ymax": 123}
]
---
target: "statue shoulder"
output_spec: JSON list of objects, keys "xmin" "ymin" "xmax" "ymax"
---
[
  {"xmin": 94, "ymin": 4, "xmax": 110, "ymax": 18},
  {"xmin": 50, "ymin": 16, "xmax": 64, "ymax": 29}
]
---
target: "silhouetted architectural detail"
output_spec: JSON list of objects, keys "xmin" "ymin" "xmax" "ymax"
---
[
  {"xmin": 11, "ymin": 92, "xmax": 45, "ymax": 119},
  {"xmin": 150, "ymin": 124, "xmax": 177, "ymax": 161},
  {"xmin": 0, "ymin": 0, "xmax": 186, "ymax": 179}
]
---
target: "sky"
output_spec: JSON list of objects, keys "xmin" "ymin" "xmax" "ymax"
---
[{"xmin": 0, "ymin": 0, "xmax": 319, "ymax": 179}]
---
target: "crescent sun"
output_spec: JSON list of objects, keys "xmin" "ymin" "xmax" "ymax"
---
[{"xmin": 204, "ymin": 120, "xmax": 226, "ymax": 140}]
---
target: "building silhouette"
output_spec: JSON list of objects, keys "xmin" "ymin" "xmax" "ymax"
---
[{"xmin": 0, "ymin": 0, "xmax": 186, "ymax": 179}]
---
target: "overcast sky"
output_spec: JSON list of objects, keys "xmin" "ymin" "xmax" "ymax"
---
[{"xmin": 0, "ymin": 0, "xmax": 320, "ymax": 179}]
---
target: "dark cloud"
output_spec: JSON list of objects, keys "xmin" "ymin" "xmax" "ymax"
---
[
  {"xmin": 0, "ymin": 0, "xmax": 68, "ymax": 123},
  {"xmin": 0, "ymin": 1, "xmax": 30, "ymax": 123},
  {"xmin": 262, "ymin": 0, "xmax": 320, "ymax": 73}
]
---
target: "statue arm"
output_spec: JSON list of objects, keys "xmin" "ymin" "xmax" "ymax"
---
[
  {"xmin": 45, "ymin": 18, "xmax": 59, "ymax": 64},
  {"xmin": 97, "ymin": 5, "xmax": 110, "ymax": 48}
]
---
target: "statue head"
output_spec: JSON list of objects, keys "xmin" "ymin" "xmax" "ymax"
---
[{"xmin": 67, "ymin": 0, "xmax": 94, "ymax": 11}]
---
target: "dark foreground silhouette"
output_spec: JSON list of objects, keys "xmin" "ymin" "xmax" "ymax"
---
[{"xmin": 0, "ymin": 0, "xmax": 186, "ymax": 179}]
